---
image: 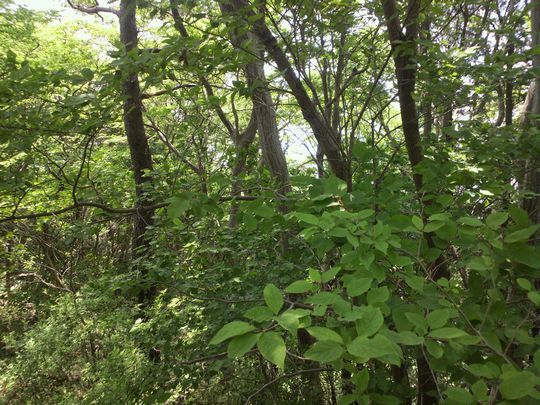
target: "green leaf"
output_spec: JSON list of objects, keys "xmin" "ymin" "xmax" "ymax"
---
[
  {"xmin": 257, "ymin": 332, "xmax": 286, "ymax": 369},
  {"xmin": 471, "ymin": 380, "xmax": 489, "ymax": 401},
  {"xmin": 529, "ymin": 291, "xmax": 540, "ymax": 306},
  {"xmin": 486, "ymin": 212, "xmax": 508, "ymax": 229},
  {"xmin": 306, "ymin": 326, "xmax": 344, "ymax": 343},
  {"xmin": 347, "ymin": 334, "xmax": 402, "ymax": 365},
  {"xmin": 424, "ymin": 221, "xmax": 445, "ymax": 232},
  {"xmin": 167, "ymin": 197, "xmax": 191, "ymax": 219},
  {"xmin": 276, "ymin": 312, "xmax": 300, "ymax": 335},
  {"xmin": 305, "ymin": 340, "xmax": 344, "ymax": 363},
  {"xmin": 458, "ymin": 217, "xmax": 484, "ymax": 227},
  {"xmin": 393, "ymin": 331, "xmax": 424, "ymax": 345},
  {"xmin": 405, "ymin": 312, "xmax": 428, "ymax": 333},
  {"xmin": 404, "ymin": 275, "xmax": 424, "ymax": 292},
  {"xmin": 227, "ymin": 333, "xmax": 258, "ymax": 358},
  {"xmin": 500, "ymin": 371, "xmax": 536, "ymax": 400},
  {"xmin": 338, "ymin": 394, "xmax": 359, "ymax": 405},
  {"xmin": 412, "ymin": 215, "xmax": 424, "ymax": 231},
  {"xmin": 320, "ymin": 266, "xmax": 341, "ymax": 283},
  {"xmin": 210, "ymin": 321, "xmax": 256, "ymax": 345},
  {"xmin": 427, "ymin": 309, "xmax": 451, "ymax": 329},
  {"xmin": 285, "ymin": 280, "xmax": 314, "ymax": 294},
  {"xmin": 264, "ymin": 284, "xmax": 284, "ymax": 315},
  {"xmin": 355, "ymin": 306, "xmax": 384, "ymax": 337},
  {"xmin": 293, "ymin": 212, "xmax": 319, "ymax": 226},
  {"xmin": 445, "ymin": 387, "xmax": 474, "ymax": 404},
  {"xmin": 424, "ymin": 340, "xmax": 443, "ymax": 358},
  {"xmin": 428, "ymin": 327, "xmax": 469, "ymax": 340},
  {"xmin": 254, "ymin": 204, "xmax": 274, "ymax": 218},
  {"xmin": 352, "ymin": 368, "xmax": 369, "ymax": 393},
  {"xmin": 367, "ymin": 286, "xmax": 389, "ymax": 305},
  {"xmin": 244, "ymin": 306, "xmax": 274, "ymax": 323},
  {"xmin": 357, "ymin": 209, "xmax": 375, "ymax": 219},
  {"xmin": 463, "ymin": 363, "xmax": 500, "ymax": 379},
  {"xmin": 346, "ymin": 277, "xmax": 372, "ymax": 297},
  {"xmin": 505, "ymin": 225, "xmax": 540, "ymax": 244},
  {"xmin": 517, "ymin": 278, "xmax": 533, "ymax": 291}
]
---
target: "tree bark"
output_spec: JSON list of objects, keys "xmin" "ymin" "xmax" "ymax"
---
[
  {"xmin": 119, "ymin": 0, "xmax": 156, "ymax": 304},
  {"xmin": 521, "ymin": 0, "xmax": 540, "ymax": 226},
  {"xmin": 228, "ymin": 0, "xmax": 350, "ymax": 186},
  {"xmin": 218, "ymin": 1, "xmax": 290, "ymax": 195},
  {"xmin": 381, "ymin": 0, "xmax": 448, "ymax": 402}
]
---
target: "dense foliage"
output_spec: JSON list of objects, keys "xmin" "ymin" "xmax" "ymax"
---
[{"xmin": 1, "ymin": 0, "xmax": 539, "ymax": 403}]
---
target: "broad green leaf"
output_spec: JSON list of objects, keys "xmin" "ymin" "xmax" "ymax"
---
[
  {"xmin": 383, "ymin": 330, "xmax": 424, "ymax": 345},
  {"xmin": 285, "ymin": 280, "xmax": 314, "ymax": 294},
  {"xmin": 517, "ymin": 278, "xmax": 533, "ymax": 291},
  {"xmin": 346, "ymin": 277, "xmax": 372, "ymax": 297},
  {"xmin": 367, "ymin": 286, "xmax": 389, "ymax": 305},
  {"xmin": 306, "ymin": 292, "xmax": 342, "ymax": 305},
  {"xmin": 338, "ymin": 394, "xmax": 359, "ymax": 405},
  {"xmin": 505, "ymin": 225, "xmax": 540, "ymax": 244},
  {"xmin": 227, "ymin": 333, "xmax": 258, "ymax": 358},
  {"xmin": 254, "ymin": 204, "xmax": 274, "ymax": 218},
  {"xmin": 424, "ymin": 221, "xmax": 445, "ymax": 232},
  {"xmin": 294, "ymin": 212, "xmax": 319, "ymax": 225},
  {"xmin": 500, "ymin": 371, "xmax": 536, "ymax": 400},
  {"xmin": 429, "ymin": 327, "xmax": 469, "ymax": 340},
  {"xmin": 276, "ymin": 312, "xmax": 300, "ymax": 335},
  {"xmin": 357, "ymin": 209, "xmax": 375, "ymax": 219},
  {"xmin": 167, "ymin": 197, "xmax": 191, "ymax": 219},
  {"xmin": 405, "ymin": 312, "xmax": 428, "ymax": 333},
  {"xmin": 404, "ymin": 275, "xmax": 424, "ymax": 292},
  {"xmin": 305, "ymin": 340, "xmax": 344, "ymax": 363},
  {"xmin": 458, "ymin": 217, "xmax": 484, "ymax": 227},
  {"xmin": 529, "ymin": 291, "xmax": 540, "ymax": 306},
  {"xmin": 464, "ymin": 363, "xmax": 500, "ymax": 379},
  {"xmin": 445, "ymin": 387, "xmax": 474, "ymax": 404},
  {"xmin": 320, "ymin": 266, "xmax": 341, "ymax": 283},
  {"xmin": 424, "ymin": 340, "xmax": 443, "ymax": 358},
  {"xmin": 355, "ymin": 306, "xmax": 384, "ymax": 337},
  {"xmin": 427, "ymin": 309, "xmax": 451, "ymax": 329},
  {"xmin": 257, "ymin": 332, "xmax": 286, "ymax": 369},
  {"xmin": 244, "ymin": 306, "xmax": 274, "ymax": 323},
  {"xmin": 210, "ymin": 321, "xmax": 256, "ymax": 345},
  {"xmin": 352, "ymin": 368, "xmax": 369, "ymax": 393},
  {"xmin": 471, "ymin": 380, "xmax": 489, "ymax": 401},
  {"xmin": 306, "ymin": 326, "xmax": 344, "ymax": 343},
  {"xmin": 347, "ymin": 334, "xmax": 402, "ymax": 365},
  {"xmin": 412, "ymin": 215, "xmax": 424, "ymax": 231},
  {"xmin": 264, "ymin": 284, "xmax": 284, "ymax": 315},
  {"xmin": 486, "ymin": 212, "xmax": 508, "ymax": 229}
]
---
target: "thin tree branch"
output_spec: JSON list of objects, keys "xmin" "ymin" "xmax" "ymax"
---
[
  {"xmin": 244, "ymin": 367, "xmax": 332, "ymax": 404},
  {"xmin": 67, "ymin": 0, "xmax": 120, "ymax": 17}
]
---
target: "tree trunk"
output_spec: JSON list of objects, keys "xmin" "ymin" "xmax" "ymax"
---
[
  {"xmin": 521, "ymin": 0, "xmax": 540, "ymax": 226},
  {"xmin": 229, "ymin": 0, "xmax": 349, "ymax": 185},
  {"xmin": 119, "ymin": 0, "xmax": 156, "ymax": 303},
  {"xmin": 381, "ymin": 0, "xmax": 448, "ymax": 402}
]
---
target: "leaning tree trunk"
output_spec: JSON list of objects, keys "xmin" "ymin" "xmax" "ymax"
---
[
  {"xmin": 119, "ymin": 0, "xmax": 156, "ymax": 303},
  {"xmin": 229, "ymin": 0, "xmax": 350, "ymax": 186}
]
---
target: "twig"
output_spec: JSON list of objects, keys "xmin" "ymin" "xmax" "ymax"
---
[
  {"xmin": 67, "ymin": 0, "xmax": 120, "ymax": 17},
  {"xmin": 244, "ymin": 367, "xmax": 332, "ymax": 404},
  {"xmin": 178, "ymin": 348, "xmax": 258, "ymax": 366}
]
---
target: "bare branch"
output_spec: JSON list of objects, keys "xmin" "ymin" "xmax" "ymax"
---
[
  {"xmin": 67, "ymin": 0, "xmax": 120, "ymax": 17},
  {"xmin": 244, "ymin": 367, "xmax": 332, "ymax": 404}
]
